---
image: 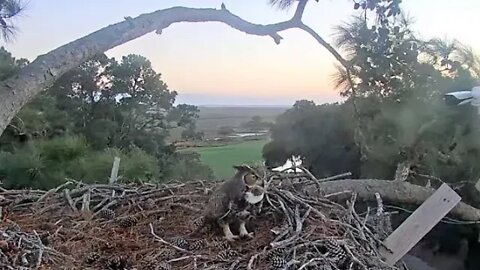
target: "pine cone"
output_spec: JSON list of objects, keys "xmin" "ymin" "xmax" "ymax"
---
[
  {"xmin": 117, "ymin": 216, "xmax": 138, "ymax": 228},
  {"xmin": 268, "ymin": 248, "xmax": 286, "ymax": 258},
  {"xmin": 324, "ymin": 239, "xmax": 348, "ymax": 263},
  {"xmin": 192, "ymin": 216, "xmax": 205, "ymax": 230},
  {"xmin": 210, "ymin": 237, "xmax": 230, "ymax": 250},
  {"xmin": 170, "ymin": 237, "xmax": 189, "ymax": 250},
  {"xmin": 160, "ymin": 248, "xmax": 178, "ymax": 260},
  {"xmin": 98, "ymin": 209, "xmax": 116, "ymax": 220},
  {"xmin": 268, "ymin": 255, "xmax": 287, "ymax": 269},
  {"xmin": 85, "ymin": 252, "xmax": 101, "ymax": 264},
  {"xmin": 141, "ymin": 259, "xmax": 157, "ymax": 270},
  {"xmin": 188, "ymin": 239, "xmax": 207, "ymax": 251},
  {"xmin": 158, "ymin": 262, "xmax": 172, "ymax": 270},
  {"xmin": 267, "ymin": 249, "xmax": 287, "ymax": 270},
  {"xmin": 216, "ymin": 249, "xmax": 239, "ymax": 261},
  {"xmin": 106, "ymin": 255, "xmax": 129, "ymax": 270}
]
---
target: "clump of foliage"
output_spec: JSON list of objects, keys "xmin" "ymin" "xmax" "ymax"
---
[
  {"xmin": 264, "ymin": 5, "xmax": 480, "ymax": 183},
  {"xmin": 264, "ymin": 100, "xmax": 360, "ymax": 177},
  {"xmin": 241, "ymin": 116, "xmax": 273, "ymax": 132},
  {"xmin": 0, "ymin": 136, "xmax": 161, "ymax": 189},
  {"xmin": 166, "ymin": 152, "xmax": 214, "ymax": 182},
  {"xmin": 0, "ymin": 0, "xmax": 27, "ymax": 42},
  {"xmin": 217, "ymin": 126, "xmax": 235, "ymax": 137},
  {"xmin": 0, "ymin": 48, "xmax": 213, "ymax": 188}
]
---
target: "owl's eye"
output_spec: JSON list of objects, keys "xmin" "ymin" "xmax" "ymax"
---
[{"xmin": 244, "ymin": 173, "xmax": 258, "ymax": 185}]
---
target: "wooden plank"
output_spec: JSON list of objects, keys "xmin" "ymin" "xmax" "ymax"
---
[
  {"xmin": 380, "ymin": 183, "xmax": 461, "ymax": 266},
  {"xmin": 475, "ymin": 178, "xmax": 480, "ymax": 192},
  {"xmin": 109, "ymin": 157, "xmax": 121, "ymax": 184}
]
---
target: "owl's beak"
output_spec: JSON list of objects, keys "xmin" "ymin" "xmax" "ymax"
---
[{"xmin": 246, "ymin": 183, "xmax": 254, "ymax": 188}]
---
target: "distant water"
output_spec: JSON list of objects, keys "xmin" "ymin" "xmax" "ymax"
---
[{"xmin": 227, "ymin": 132, "xmax": 268, "ymax": 138}]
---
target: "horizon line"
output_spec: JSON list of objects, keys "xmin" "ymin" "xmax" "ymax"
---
[{"xmin": 196, "ymin": 104, "xmax": 291, "ymax": 108}]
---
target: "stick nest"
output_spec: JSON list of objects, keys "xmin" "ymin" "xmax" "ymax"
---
[{"xmin": 0, "ymin": 171, "xmax": 405, "ymax": 269}]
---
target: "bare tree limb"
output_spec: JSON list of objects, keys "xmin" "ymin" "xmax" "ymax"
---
[
  {"xmin": 311, "ymin": 179, "xmax": 480, "ymax": 221},
  {"xmin": 293, "ymin": 0, "xmax": 308, "ymax": 22},
  {"xmin": 0, "ymin": 1, "xmax": 351, "ymax": 135},
  {"xmin": 297, "ymin": 23, "xmax": 350, "ymax": 67}
]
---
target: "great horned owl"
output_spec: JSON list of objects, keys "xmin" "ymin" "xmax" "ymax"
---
[
  {"xmin": 230, "ymin": 184, "xmax": 265, "ymax": 238},
  {"xmin": 190, "ymin": 164, "xmax": 263, "ymax": 241}
]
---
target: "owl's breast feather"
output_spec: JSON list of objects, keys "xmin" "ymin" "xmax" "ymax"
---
[{"xmin": 244, "ymin": 191, "xmax": 264, "ymax": 204}]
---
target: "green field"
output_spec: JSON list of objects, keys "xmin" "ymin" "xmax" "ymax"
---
[{"xmin": 194, "ymin": 140, "xmax": 268, "ymax": 179}]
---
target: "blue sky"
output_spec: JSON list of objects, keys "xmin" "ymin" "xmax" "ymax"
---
[{"xmin": 3, "ymin": 0, "xmax": 480, "ymax": 106}]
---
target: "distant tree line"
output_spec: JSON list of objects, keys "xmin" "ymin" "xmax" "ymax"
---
[
  {"xmin": 0, "ymin": 48, "xmax": 213, "ymax": 189},
  {"xmin": 241, "ymin": 116, "xmax": 273, "ymax": 132}
]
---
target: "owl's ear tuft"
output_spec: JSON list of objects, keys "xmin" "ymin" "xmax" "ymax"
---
[
  {"xmin": 232, "ymin": 165, "xmax": 243, "ymax": 171},
  {"xmin": 233, "ymin": 164, "xmax": 253, "ymax": 172}
]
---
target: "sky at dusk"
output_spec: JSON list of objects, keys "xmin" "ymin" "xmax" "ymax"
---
[{"xmin": 3, "ymin": 0, "xmax": 480, "ymax": 106}]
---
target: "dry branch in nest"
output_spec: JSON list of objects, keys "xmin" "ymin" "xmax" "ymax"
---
[
  {"xmin": 0, "ymin": 169, "xmax": 476, "ymax": 269},
  {"xmin": 306, "ymin": 179, "xmax": 480, "ymax": 221}
]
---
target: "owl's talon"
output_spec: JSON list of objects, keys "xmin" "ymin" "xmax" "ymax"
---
[
  {"xmin": 224, "ymin": 234, "xmax": 239, "ymax": 242},
  {"xmin": 239, "ymin": 222, "xmax": 253, "ymax": 239},
  {"xmin": 221, "ymin": 223, "xmax": 238, "ymax": 242},
  {"xmin": 240, "ymin": 232, "xmax": 254, "ymax": 239}
]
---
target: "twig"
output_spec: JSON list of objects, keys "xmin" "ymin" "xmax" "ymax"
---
[
  {"xmin": 229, "ymin": 259, "xmax": 240, "ymax": 270},
  {"xmin": 92, "ymin": 197, "xmax": 109, "ymax": 212},
  {"xmin": 37, "ymin": 181, "xmax": 73, "ymax": 203},
  {"xmin": 298, "ymin": 258, "xmax": 324, "ymax": 270},
  {"xmin": 247, "ymin": 253, "xmax": 260, "ymax": 270},
  {"xmin": 323, "ymin": 190, "xmax": 352, "ymax": 198},
  {"xmin": 92, "ymin": 200, "xmax": 117, "ymax": 218},
  {"xmin": 342, "ymin": 242, "xmax": 367, "ymax": 270},
  {"xmin": 270, "ymin": 205, "xmax": 310, "ymax": 248},
  {"xmin": 318, "ymin": 172, "xmax": 353, "ymax": 182},
  {"xmin": 81, "ymin": 190, "xmax": 91, "ymax": 212},
  {"xmin": 167, "ymin": 254, "xmax": 207, "ymax": 263},
  {"xmin": 375, "ymin": 192, "xmax": 384, "ymax": 216},
  {"xmin": 63, "ymin": 189, "xmax": 77, "ymax": 213},
  {"xmin": 411, "ymin": 171, "xmax": 444, "ymax": 184},
  {"xmin": 149, "ymin": 223, "xmax": 190, "ymax": 253},
  {"xmin": 170, "ymin": 203, "xmax": 201, "ymax": 213}
]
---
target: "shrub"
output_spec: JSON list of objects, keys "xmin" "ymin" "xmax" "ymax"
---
[
  {"xmin": 166, "ymin": 151, "xmax": 214, "ymax": 182},
  {"xmin": 122, "ymin": 147, "xmax": 159, "ymax": 182},
  {"xmin": 0, "ymin": 136, "xmax": 161, "ymax": 189}
]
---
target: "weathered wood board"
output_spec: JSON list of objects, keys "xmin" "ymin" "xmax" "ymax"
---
[
  {"xmin": 109, "ymin": 157, "xmax": 121, "ymax": 184},
  {"xmin": 380, "ymin": 183, "xmax": 461, "ymax": 266},
  {"xmin": 475, "ymin": 178, "xmax": 480, "ymax": 192}
]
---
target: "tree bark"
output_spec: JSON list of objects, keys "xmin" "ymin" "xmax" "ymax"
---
[
  {"xmin": 309, "ymin": 179, "xmax": 480, "ymax": 221},
  {"xmin": 0, "ymin": 0, "xmax": 349, "ymax": 135}
]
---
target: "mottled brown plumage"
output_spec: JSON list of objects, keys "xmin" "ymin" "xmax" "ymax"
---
[
  {"xmin": 189, "ymin": 164, "xmax": 263, "ymax": 241},
  {"xmin": 230, "ymin": 184, "xmax": 265, "ymax": 238}
]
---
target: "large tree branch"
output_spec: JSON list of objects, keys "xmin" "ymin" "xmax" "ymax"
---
[
  {"xmin": 292, "ymin": 0, "xmax": 308, "ymax": 22},
  {"xmin": 309, "ymin": 179, "xmax": 480, "ymax": 221},
  {"xmin": 0, "ymin": 1, "xmax": 350, "ymax": 135},
  {"xmin": 297, "ymin": 23, "xmax": 349, "ymax": 67}
]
